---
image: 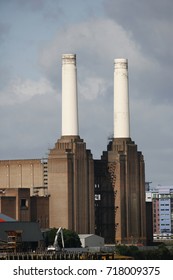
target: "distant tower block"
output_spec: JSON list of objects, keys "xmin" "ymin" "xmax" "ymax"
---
[
  {"xmin": 62, "ymin": 54, "xmax": 79, "ymax": 136},
  {"xmin": 114, "ymin": 58, "xmax": 130, "ymax": 138}
]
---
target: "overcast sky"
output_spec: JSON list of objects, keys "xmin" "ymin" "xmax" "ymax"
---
[{"xmin": 0, "ymin": 0, "xmax": 173, "ymax": 187}]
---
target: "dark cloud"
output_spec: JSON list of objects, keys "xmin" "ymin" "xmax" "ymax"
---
[
  {"xmin": 0, "ymin": 22, "xmax": 10, "ymax": 42},
  {"xmin": 102, "ymin": 0, "xmax": 173, "ymax": 106},
  {"xmin": 15, "ymin": 0, "xmax": 45, "ymax": 11},
  {"xmin": 103, "ymin": 0, "xmax": 173, "ymax": 28},
  {"xmin": 0, "ymin": 0, "xmax": 173, "ymax": 186},
  {"xmin": 103, "ymin": 0, "xmax": 173, "ymax": 59},
  {"xmin": 0, "ymin": 91, "xmax": 60, "ymax": 160}
]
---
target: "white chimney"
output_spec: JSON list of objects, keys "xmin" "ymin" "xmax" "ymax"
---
[
  {"xmin": 114, "ymin": 58, "xmax": 130, "ymax": 138},
  {"xmin": 62, "ymin": 54, "xmax": 79, "ymax": 136}
]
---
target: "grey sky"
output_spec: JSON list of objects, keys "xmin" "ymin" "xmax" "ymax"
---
[{"xmin": 0, "ymin": 0, "xmax": 173, "ymax": 187}]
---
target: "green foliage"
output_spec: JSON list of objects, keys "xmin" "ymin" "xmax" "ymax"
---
[
  {"xmin": 45, "ymin": 228, "xmax": 81, "ymax": 248},
  {"xmin": 115, "ymin": 244, "xmax": 173, "ymax": 260},
  {"xmin": 143, "ymin": 244, "xmax": 171, "ymax": 260},
  {"xmin": 115, "ymin": 244, "xmax": 130, "ymax": 256},
  {"xmin": 46, "ymin": 228, "xmax": 57, "ymax": 246},
  {"xmin": 62, "ymin": 228, "xmax": 81, "ymax": 248},
  {"xmin": 115, "ymin": 245, "xmax": 143, "ymax": 259}
]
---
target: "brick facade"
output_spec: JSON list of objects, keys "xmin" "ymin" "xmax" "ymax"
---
[
  {"xmin": 48, "ymin": 136, "xmax": 95, "ymax": 234},
  {"xmin": 95, "ymin": 138, "xmax": 146, "ymax": 244}
]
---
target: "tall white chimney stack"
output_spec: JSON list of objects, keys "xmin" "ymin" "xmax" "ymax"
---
[
  {"xmin": 62, "ymin": 54, "xmax": 79, "ymax": 136},
  {"xmin": 114, "ymin": 58, "xmax": 130, "ymax": 138}
]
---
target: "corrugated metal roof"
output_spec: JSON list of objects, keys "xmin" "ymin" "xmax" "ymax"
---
[
  {"xmin": 0, "ymin": 222, "xmax": 43, "ymax": 242},
  {"xmin": 79, "ymin": 234, "xmax": 94, "ymax": 238}
]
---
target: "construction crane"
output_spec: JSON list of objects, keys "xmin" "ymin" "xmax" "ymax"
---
[{"xmin": 47, "ymin": 227, "xmax": 65, "ymax": 252}]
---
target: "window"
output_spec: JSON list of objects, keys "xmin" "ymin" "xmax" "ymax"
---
[
  {"xmin": 20, "ymin": 198, "xmax": 28, "ymax": 209},
  {"xmin": 95, "ymin": 194, "xmax": 101, "ymax": 201}
]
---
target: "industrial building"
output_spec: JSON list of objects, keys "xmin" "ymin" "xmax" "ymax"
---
[
  {"xmin": 79, "ymin": 234, "xmax": 104, "ymax": 248},
  {"xmin": 0, "ymin": 221, "xmax": 43, "ymax": 251},
  {"xmin": 0, "ymin": 187, "xmax": 49, "ymax": 228},
  {"xmin": 0, "ymin": 159, "xmax": 48, "ymax": 196},
  {"xmin": 0, "ymin": 54, "xmax": 147, "ymax": 245},
  {"xmin": 94, "ymin": 59, "xmax": 146, "ymax": 244},
  {"xmin": 48, "ymin": 54, "xmax": 95, "ymax": 234}
]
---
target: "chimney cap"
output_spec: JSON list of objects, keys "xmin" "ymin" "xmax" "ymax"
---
[
  {"xmin": 62, "ymin": 53, "xmax": 76, "ymax": 58},
  {"xmin": 114, "ymin": 58, "xmax": 128, "ymax": 63},
  {"xmin": 114, "ymin": 58, "xmax": 128, "ymax": 69},
  {"xmin": 62, "ymin": 54, "xmax": 76, "ymax": 65}
]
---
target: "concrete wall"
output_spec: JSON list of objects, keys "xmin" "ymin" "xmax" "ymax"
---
[
  {"xmin": 0, "ymin": 188, "xmax": 30, "ymax": 221},
  {"xmin": 0, "ymin": 159, "xmax": 46, "ymax": 196}
]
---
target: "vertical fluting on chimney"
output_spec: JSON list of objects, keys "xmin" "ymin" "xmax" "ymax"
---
[
  {"xmin": 114, "ymin": 58, "xmax": 130, "ymax": 138},
  {"xmin": 62, "ymin": 54, "xmax": 79, "ymax": 136}
]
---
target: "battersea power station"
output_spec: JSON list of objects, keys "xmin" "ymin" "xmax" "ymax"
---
[{"xmin": 0, "ymin": 54, "xmax": 147, "ymax": 245}]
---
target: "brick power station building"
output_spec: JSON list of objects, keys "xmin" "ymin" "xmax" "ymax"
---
[{"xmin": 0, "ymin": 54, "xmax": 147, "ymax": 245}]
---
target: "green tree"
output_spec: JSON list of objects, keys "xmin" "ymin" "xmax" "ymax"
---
[
  {"xmin": 169, "ymin": 245, "xmax": 173, "ymax": 258},
  {"xmin": 115, "ymin": 245, "xmax": 131, "ymax": 256},
  {"xmin": 62, "ymin": 228, "xmax": 81, "ymax": 248},
  {"xmin": 156, "ymin": 244, "xmax": 171, "ymax": 259},
  {"xmin": 115, "ymin": 245, "xmax": 143, "ymax": 259},
  {"xmin": 128, "ymin": 245, "xmax": 143, "ymax": 259},
  {"xmin": 45, "ymin": 228, "xmax": 81, "ymax": 248}
]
